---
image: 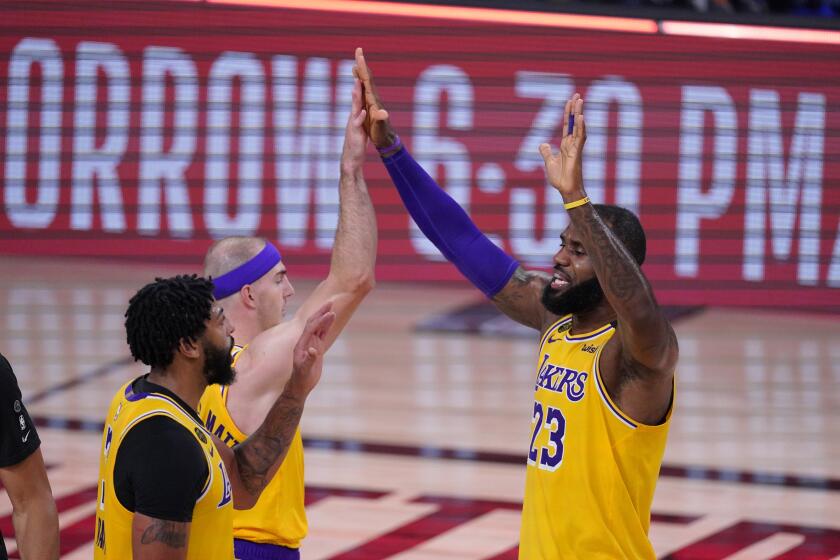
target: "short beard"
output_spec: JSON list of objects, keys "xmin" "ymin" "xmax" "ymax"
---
[
  {"xmin": 541, "ymin": 277, "xmax": 605, "ymax": 316},
  {"xmin": 202, "ymin": 337, "xmax": 236, "ymax": 386}
]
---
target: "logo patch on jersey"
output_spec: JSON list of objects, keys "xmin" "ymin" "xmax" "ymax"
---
[
  {"xmin": 13, "ymin": 400, "xmax": 21, "ymax": 413},
  {"xmin": 535, "ymin": 354, "xmax": 587, "ymax": 402},
  {"xmin": 18, "ymin": 414, "xmax": 25, "ymax": 430},
  {"xmin": 217, "ymin": 461, "xmax": 232, "ymax": 508},
  {"xmin": 581, "ymin": 344, "xmax": 597, "ymax": 353},
  {"xmin": 194, "ymin": 427, "xmax": 208, "ymax": 444},
  {"xmin": 104, "ymin": 426, "xmax": 113, "ymax": 457},
  {"xmin": 545, "ymin": 321, "xmax": 572, "ymax": 344}
]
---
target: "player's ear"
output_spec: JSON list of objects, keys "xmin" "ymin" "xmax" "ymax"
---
[
  {"xmin": 240, "ymin": 284, "xmax": 257, "ymax": 309},
  {"xmin": 178, "ymin": 336, "xmax": 201, "ymax": 359}
]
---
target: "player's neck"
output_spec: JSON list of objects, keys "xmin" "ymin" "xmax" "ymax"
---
[
  {"xmin": 231, "ymin": 322, "xmax": 259, "ymax": 347},
  {"xmin": 147, "ymin": 367, "xmax": 206, "ymax": 413},
  {"xmin": 225, "ymin": 307, "xmax": 260, "ymax": 346},
  {"xmin": 569, "ymin": 305, "xmax": 616, "ymax": 336}
]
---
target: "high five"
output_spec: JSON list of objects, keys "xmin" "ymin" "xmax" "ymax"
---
[{"xmin": 354, "ymin": 47, "xmax": 677, "ymax": 559}]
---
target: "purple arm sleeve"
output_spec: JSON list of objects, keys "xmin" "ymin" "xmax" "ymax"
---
[{"xmin": 382, "ymin": 148, "xmax": 519, "ymax": 298}]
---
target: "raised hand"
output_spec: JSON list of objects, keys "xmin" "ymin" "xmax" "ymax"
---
[
  {"xmin": 353, "ymin": 47, "xmax": 396, "ymax": 150},
  {"xmin": 340, "ymin": 78, "xmax": 368, "ymax": 175},
  {"xmin": 288, "ymin": 302, "xmax": 336, "ymax": 397},
  {"xmin": 539, "ymin": 93, "xmax": 587, "ymax": 201}
]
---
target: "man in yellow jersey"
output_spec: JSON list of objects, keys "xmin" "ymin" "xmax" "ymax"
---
[
  {"xmin": 94, "ymin": 274, "xmax": 335, "ymax": 559},
  {"xmin": 355, "ymin": 49, "xmax": 678, "ymax": 559},
  {"xmin": 198, "ymin": 74, "xmax": 376, "ymax": 559}
]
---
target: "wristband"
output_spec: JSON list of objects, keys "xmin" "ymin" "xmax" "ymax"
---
[
  {"xmin": 563, "ymin": 196, "xmax": 590, "ymax": 210},
  {"xmin": 377, "ymin": 134, "xmax": 402, "ymax": 156}
]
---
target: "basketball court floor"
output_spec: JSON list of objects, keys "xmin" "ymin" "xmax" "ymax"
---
[{"xmin": 1, "ymin": 255, "xmax": 838, "ymax": 559}]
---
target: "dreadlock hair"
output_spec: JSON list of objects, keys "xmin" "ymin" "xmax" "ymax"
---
[
  {"xmin": 593, "ymin": 204, "xmax": 647, "ymax": 266},
  {"xmin": 125, "ymin": 274, "xmax": 215, "ymax": 369}
]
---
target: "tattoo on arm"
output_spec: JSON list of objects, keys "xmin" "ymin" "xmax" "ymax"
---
[
  {"xmin": 233, "ymin": 392, "xmax": 303, "ymax": 495},
  {"xmin": 140, "ymin": 520, "xmax": 187, "ymax": 548},
  {"xmin": 569, "ymin": 206, "xmax": 675, "ymax": 370},
  {"xmin": 574, "ymin": 208, "xmax": 655, "ymax": 316},
  {"xmin": 492, "ymin": 267, "xmax": 551, "ymax": 331}
]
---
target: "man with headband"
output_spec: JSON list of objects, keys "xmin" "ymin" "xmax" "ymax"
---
[{"xmin": 198, "ymin": 75, "xmax": 377, "ymax": 560}]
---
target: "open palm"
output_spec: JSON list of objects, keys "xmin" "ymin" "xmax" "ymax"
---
[
  {"xmin": 290, "ymin": 302, "xmax": 336, "ymax": 396},
  {"xmin": 341, "ymin": 78, "xmax": 368, "ymax": 172},
  {"xmin": 353, "ymin": 47, "xmax": 393, "ymax": 148},
  {"xmin": 539, "ymin": 94, "xmax": 587, "ymax": 198}
]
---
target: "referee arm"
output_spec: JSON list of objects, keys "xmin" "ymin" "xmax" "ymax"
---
[
  {"xmin": 0, "ymin": 355, "xmax": 59, "ymax": 560},
  {"xmin": 0, "ymin": 449, "xmax": 59, "ymax": 559}
]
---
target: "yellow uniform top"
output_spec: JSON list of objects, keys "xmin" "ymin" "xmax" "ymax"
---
[
  {"xmin": 198, "ymin": 345, "xmax": 307, "ymax": 548},
  {"xmin": 519, "ymin": 316, "xmax": 673, "ymax": 560},
  {"xmin": 94, "ymin": 378, "xmax": 234, "ymax": 560}
]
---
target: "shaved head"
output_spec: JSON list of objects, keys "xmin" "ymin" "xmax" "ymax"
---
[
  {"xmin": 204, "ymin": 237, "xmax": 294, "ymax": 335},
  {"xmin": 204, "ymin": 237, "xmax": 267, "ymax": 278}
]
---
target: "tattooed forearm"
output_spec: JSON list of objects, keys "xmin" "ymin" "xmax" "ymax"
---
[
  {"xmin": 233, "ymin": 392, "xmax": 303, "ymax": 495},
  {"xmin": 492, "ymin": 267, "xmax": 551, "ymax": 330},
  {"xmin": 568, "ymin": 205, "xmax": 666, "ymax": 337},
  {"xmin": 566, "ymin": 203, "xmax": 679, "ymax": 377},
  {"xmin": 140, "ymin": 520, "xmax": 187, "ymax": 548}
]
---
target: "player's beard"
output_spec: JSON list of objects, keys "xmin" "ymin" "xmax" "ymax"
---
[
  {"xmin": 541, "ymin": 277, "xmax": 605, "ymax": 316},
  {"xmin": 202, "ymin": 337, "xmax": 236, "ymax": 386}
]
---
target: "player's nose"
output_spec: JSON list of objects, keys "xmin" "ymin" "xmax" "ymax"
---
[{"xmin": 553, "ymin": 246, "xmax": 571, "ymax": 267}]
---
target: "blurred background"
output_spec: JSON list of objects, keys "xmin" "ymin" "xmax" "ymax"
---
[{"xmin": 1, "ymin": 0, "xmax": 839, "ymax": 558}]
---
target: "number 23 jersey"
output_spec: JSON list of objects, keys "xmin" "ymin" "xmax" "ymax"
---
[{"xmin": 519, "ymin": 316, "xmax": 673, "ymax": 560}]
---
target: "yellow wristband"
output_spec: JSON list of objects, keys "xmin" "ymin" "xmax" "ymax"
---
[{"xmin": 563, "ymin": 196, "xmax": 590, "ymax": 210}]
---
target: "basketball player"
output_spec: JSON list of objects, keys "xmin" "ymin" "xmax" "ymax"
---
[
  {"xmin": 354, "ymin": 49, "xmax": 677, "ymax": 559},
  {"xmin": 198, "ymin": 76, "xmax": 376, "ymax": 559},
  {"xmin": 0, "ymin": 353, "xmax": 59, "ymax": 559},
  {"xmin": 94, "ymin": 275, "xmax": 335, "ymax": 559}
]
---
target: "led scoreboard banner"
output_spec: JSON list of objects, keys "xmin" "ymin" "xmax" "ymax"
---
[{"xmin": 1, "ymin": 0, "xmax": 839, "ymax": 311}]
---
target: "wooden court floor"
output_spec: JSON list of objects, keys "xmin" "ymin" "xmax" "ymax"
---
[{"xmin": 1, "ymin": 256, "xmax": 839, "ymax": 559}]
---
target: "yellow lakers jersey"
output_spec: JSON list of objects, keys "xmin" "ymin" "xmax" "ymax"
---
[
  {"xmin": 519, "ymin": 316, "xmax": 673, "ymax": 560},
  {"xmin": 94, "ymin": 379, "xmax": 234, "ymax": 560},
  {"xmin": 198, "ymin": 345, "xmax": 307, "ymax": 548}
]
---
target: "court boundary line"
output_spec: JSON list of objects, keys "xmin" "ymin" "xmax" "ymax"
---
[{"xmin": 26, "ymin": 357, "xmax": 134, "ymax": 404}]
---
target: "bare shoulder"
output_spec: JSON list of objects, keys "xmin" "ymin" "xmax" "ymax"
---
[
  {"xmin": 492, "ymin": 266, "xmax": 553, "ymax": 331},
  {"xmin": 226, "ymin": 323, "xmax": 299, "ymax": 431},
  {"xmin": 238, "ymin": 321, "xmax": 300, "ymax": 369}
]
